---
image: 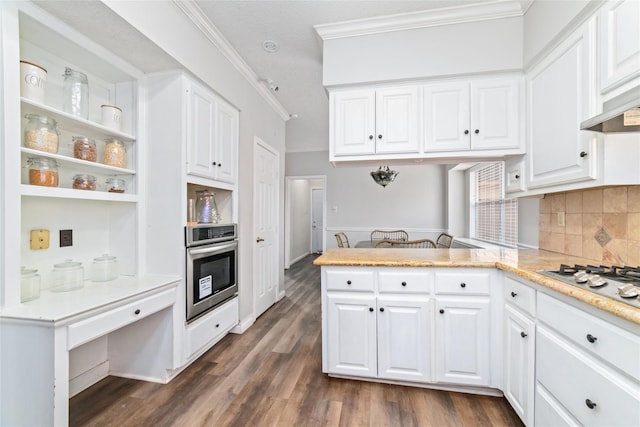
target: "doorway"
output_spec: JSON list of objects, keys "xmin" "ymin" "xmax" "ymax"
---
[{"xmin": 284, "ymin": 176, "xmax": 326, "ymax": 269}]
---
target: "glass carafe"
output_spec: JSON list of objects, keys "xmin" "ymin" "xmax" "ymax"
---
[
  {"xmin": 62, "ymin": 67, "xmax": 89, "ymax": 119},
  {"xmin": 195, "ymin": 190, "xmax": 220, "ymax": 224}
]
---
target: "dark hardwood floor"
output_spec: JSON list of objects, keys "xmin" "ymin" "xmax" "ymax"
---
[{"xmin": 70, "ymin": 254, "xmax": 524, "ymax": 426}]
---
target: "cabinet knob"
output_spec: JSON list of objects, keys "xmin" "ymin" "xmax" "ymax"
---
[
  {"xmin": 439, "ymin": 309, "xmax": 445, "ymax": 314},
  {"xmin": 586, "ymin": 333, "xmax": 597, "ymax": 343},
  {"xmin": 580, "ymin": 151, "xmax": 588, "ymax": 158},
  {"xmin": 218, "ymin": 163, "xmax": 222, "ymax": 167},
  {"xmin": 369, "ymin": 135, "xmax": 374, "ymax": 140},
  {"xmin": 369, "ymin": 307, "xmax": 374, "ymax": 312},
  {"xmin": 520, "ymin": 331, "xmax": 528, "ymax": 338},
  {"xmin": 511, "ymin": 291, "xmax": 517, "ymax": 298},
  {"xmin": 585, "ymin": 399, "xmax": 597, "ymax": 410},
  {"xmin": 347, "ymin": 280, "xmax": 352, "ymax": 285},
  {"xmin": 134, "ymin": 309, "xmax": 141, "ymax": 315},
  {"xmin": 212, "ymin": 161, "xmax": 217, "ymax": 166},
  {"xmin": 378, "ymin": 134, "xmax": 383, "ymax": 140},
  {"xmin": 379, "ymin": 307, "xmax": 385, "ymax": 312},
  {"xmin": 460, "ymin": 282, "xmax": 466, "ymax": 288},
  {"xmin": 401, "ymin": 281, "xmax": 407, "ymax": 286},
  {"xmin": 515, "ymin": 174, "xmax": 520, "ymax": 179},
  {"xmin": 474, "ymin": 129, "xmax": 479, "ymax": 134},
  {"xmin": 464, "ymin": 130, "xmax": 469, "ymax": 135},
  {"xmin": 216, "ymin": 323, "xmax": 220, "ymax": 328}
]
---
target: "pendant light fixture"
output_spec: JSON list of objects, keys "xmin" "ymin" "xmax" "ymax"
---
[{"xmin": 370, "ymin": 166, "xmax": 398, "ymax": 187}]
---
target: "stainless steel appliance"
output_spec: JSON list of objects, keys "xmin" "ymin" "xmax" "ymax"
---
[
  {"xmin": 538, "ymin": 264, "xmax": 640, "ymax": 309},
  {"xmin": 580, "ymin": 85, "xmax": 640, "ymax": 133},
  {"xmin": 185, "ymin": 223, "xmax": 237, "ymax": 322}
]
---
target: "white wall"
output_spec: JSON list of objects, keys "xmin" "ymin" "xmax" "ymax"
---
[
  {"xmin": 103, "ymin": 1, "xmax": 286, "ymax": 323},
  {"xmin": 288, "ymin": 179, "xmax": 312, "ymax": 262},
  {"xmin": 322, "ymin": 16, "xmax": 523, "ymax": 87},
  {"xmin": 286, "ymin": 151, "xmax": 448, "ymax": 246}
]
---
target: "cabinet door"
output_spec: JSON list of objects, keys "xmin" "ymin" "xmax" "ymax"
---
[
  {"xmin": 599, "ymin": 0, "xmax": 640, "ymax": 93},
  {"xmin": 331, "ymin": 90, "xmax": 376, "ymax": 156},
  {"xmin": 504, "ymin": 305, "xmax": 535, "ymax": 427},
  {"xmin": 214, "ymin": 100, "xmax": 238, "ymax": 184},
  {"xmin": 423, "ymin": 82, "xmax": 470, "ymax": 152},
  {"xmin": 375, "ymin": 87, "xmax": 419, "ymax": 153},
  {"xmin": 377, "ymin": 295, "xmax": 431, "ymax": 382},
  {"xmin": 434, "ymin": 296, "xmax": 491, "ymax": 386},
  {"xmin": 470, "ymin": 78, "xmax": 520, "ymax": 150},
  {"xmin": 187, "ymin": 81, "xmax": 217, "ymax": 179},
  {"xmin": 325, "ymin": 294, "xmax": 377, "ymax": 377},
  {"xmin": 526, "ymin": 23, "xmax": 598, "ymax": 189}
]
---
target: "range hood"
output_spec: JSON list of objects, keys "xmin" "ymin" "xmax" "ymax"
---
[{"xmin": 581, "ymin": 85, "xmax": 640, "ymax": 133}]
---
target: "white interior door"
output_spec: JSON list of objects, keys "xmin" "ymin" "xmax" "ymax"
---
[
  {"xmin": 311, "ymin": 188, "xmax": 324, "ymax": 254},
  {"xmin": 254, "ymin": 139, "xmax": 279, "ymax": 318}
]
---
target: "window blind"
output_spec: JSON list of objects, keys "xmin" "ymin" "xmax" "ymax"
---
[{"xmin": 471, "ymin": 162, "xmax": 518, "ymax": 247}]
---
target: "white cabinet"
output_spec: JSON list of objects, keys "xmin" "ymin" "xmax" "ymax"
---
[
  {"xmin": 330, "ymin": 86, "xmax": 419, "ymax": 157},
  {"xmin": 526, "ymin": 20, "xmax": 599, "ymax": 189},
  {"xmin": 423, "ymin": 78, "xmax": 521, "ymax": 152},
  {"xmin": 187, "ymin": 79, "xmax": 238, "ymax": 185},
  {"xmin": 598, "ymin": 0, "xmax": 640, "ymax": 95}
]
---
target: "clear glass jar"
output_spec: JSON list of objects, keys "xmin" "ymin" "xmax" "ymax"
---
[
  {"xmin": 72, "ymin": 174, "xmax": 97, "ymax": 191},
  {"xmin": 23, "ymin": 114, "xmax": 59, "ymax": 153},
  {"xmin": 72, "ymin": 136, "xmax": 97, "ymax": 162},
  {"xmin": 50, "ymin": 259, "xmax": 84, "ymax": 292},
  {"xmin": 21, "ymin": 266, "xmax": 41, "ymax": 302},
  {"xmin": 103, "ymin": 138, "xmax": 127, "ymax": 168},
  {"xmin": 91, "ymin": 254, "xmax": 118, "ymax": 282},
  {"xmin": 62, "ymin": 67, "xmax": 89, "ymax": 119},
  {"xmin": 106, "ymin": 177, "xmax": 127, "ymax": 193},
  {"xmin": 195, "ymin": 190, "xmax": 220, "ymax": 223},
  {"xmin": 27, "ymin": 156, "xmax": 59, "ymax": 187}
]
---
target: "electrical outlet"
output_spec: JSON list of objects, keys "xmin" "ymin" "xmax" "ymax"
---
[
  {"xmin": 60, "ymin": 229, "xmax": 73, "ymax": 247},
  {"xmin": 30, "ymin": 229, "xmax": 50, "ymax": 250}
]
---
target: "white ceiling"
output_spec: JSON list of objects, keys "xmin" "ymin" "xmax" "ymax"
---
[{"xmin": 34, "ymin": 0, "xmax": 528, "ymax": 153}]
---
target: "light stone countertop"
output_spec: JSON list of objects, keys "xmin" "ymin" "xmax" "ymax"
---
[{"xmin": 314, "ymin": 248, "xmax": 640, "ymax": 325}]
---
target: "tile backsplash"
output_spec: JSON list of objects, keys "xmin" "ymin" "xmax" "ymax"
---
[{"xmin": 539, "ymin": 186, "xmax": 640, "ymax": 264}]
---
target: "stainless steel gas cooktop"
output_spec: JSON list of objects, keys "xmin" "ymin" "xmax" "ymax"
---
[{"xmin": 538, "ymin": 264, "xmax": 640, "ymax": 309}]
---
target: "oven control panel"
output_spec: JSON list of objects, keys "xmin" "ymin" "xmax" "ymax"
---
[{"xmin": 186, "ymin": 224, "xmax": 237, "ymax": 247}]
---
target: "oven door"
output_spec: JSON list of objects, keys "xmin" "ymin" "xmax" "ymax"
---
[{"xmin": 186, "ymin": 240, "xmax": 238, "ymax": 322}]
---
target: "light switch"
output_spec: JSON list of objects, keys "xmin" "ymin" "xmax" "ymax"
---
[{"xmin": 30, "ymin": 229, "xmax": 50, "ymax": 250}]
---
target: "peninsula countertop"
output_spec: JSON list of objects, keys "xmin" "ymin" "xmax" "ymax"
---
[{"xmin": 314, "ymin": 248, "xmax": 640, "ymax": 325}]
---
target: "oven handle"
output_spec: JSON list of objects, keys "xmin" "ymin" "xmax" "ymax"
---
[{"xmin": 188, "ymin": 241, "xmax": 237, "ymax": 256}]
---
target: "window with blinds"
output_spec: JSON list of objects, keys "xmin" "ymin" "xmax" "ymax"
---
[{"xmin": 470, "ymin": 161, "xmax": 518, "ymax": 247}]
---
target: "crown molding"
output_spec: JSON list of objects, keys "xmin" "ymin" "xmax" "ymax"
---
[
  {"xmin": 314, "ymin": 0, "xmax": 527, "ymax": 41},
  {"xmin": 173, "ymin": 0, "xmax": 291, "ymax": 121}
]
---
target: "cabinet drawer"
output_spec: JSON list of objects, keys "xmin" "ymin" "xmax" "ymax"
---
[
  {"xmin": 68, "ymin": 288, "xmax": 175, "ymax": 350},
  {"xmin": 186, "ymin": 297, "xmax": 238, "ymax": 358},
  {"xmin": 378, "ymin": 270, "xmax": 430, "ymax": 294},
  {"xmin": 434, "ymin": 271, "xmax": 491, "ymax": 295},
  {"xmin": 538, "ymin": 292, "xmax": 640, "ymax": 381},
  {"xmin": 504, "ymin": 276, "xmax": 536, "ymax": 316},
  {"xmin": 537, "ymin": 326, "xmax": 640, "ymax": 426},
  {"xmin": 325, "ymin": 269, "xmax": 374, "ymax": 292}
]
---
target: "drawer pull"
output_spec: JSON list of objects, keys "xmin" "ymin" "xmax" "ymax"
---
[
  {"xmin": 586, "ymin": 334, "xmax": 597, "ymax": 343},
  {"xmin": 347, "ymin": 280, "xmax": 352, "ymax": 285},
  {"xmin": 401, "ymin": 281, "xmax": 407, "ymax": 287},
  {"xmin": 379, "ymin": 307, "xmax": 385, "ymax": 312},
  {"xmin": 134, "ymin": 309, "xmax": 141, "ymax": 315},
  {"xmin": 439, "ymin": 309, "xmax": 445, "ymax": 314},
  {"xmin": 585, "ymin": 399, "xmax": 597, "ymax": 410},
  {"xmin": 460, "ymin": 282, "xmax": 466, "ymax": 288},
  {"xmin": 520, "ymin": 331, "xmax": 528, "ymax": 338},
  {"xmin": 216, "ymin": 323, "xmax": 220, "ymax": 328},
  {"xmin": 369, "ymin": 307, "xmax": 374, "ymax": 312},
  {"xmin": 510, "ymin": 291, "xmax": 517, "ymax": 298}
]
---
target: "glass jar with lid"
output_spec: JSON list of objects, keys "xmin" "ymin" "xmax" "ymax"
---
[
  {"xmin": 103, "ymin": 138, "xmax": 127, "ymax": 168},
  {"xmin": 21, "ymin": 266, "xmax": 41, "ymax": 302},
  {"xmin": 91, "ymin": 254, "xmax": 119, "ymax": 282},
  {"xmin": 72, "ymin": 136, "xmax": 97, "ymax": 162},
  {"xmin": 27, "ymin": 156, "xmax": 58, "ymax": 187},
  {"xmin": 50, "ymin": 259, "xmax": 84, "ymax": 292},
  {"xmin": 72, "ymin": 174, "xmax": 97, "ymax": 191},
  {"xmin": 106, "ymin": 177, "xmax": 127, "ymax": 193},
  {"xmin": 62, "ymin": 67, "xmax": 89, "ymax": 119},
  {"xmin": 23, "ymin": 114, "xmax": 59, "ymax": 153}
]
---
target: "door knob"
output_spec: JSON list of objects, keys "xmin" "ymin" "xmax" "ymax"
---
[{"xmin": 256, "ymin": 237, "xmax": 265, "ymax": 243}]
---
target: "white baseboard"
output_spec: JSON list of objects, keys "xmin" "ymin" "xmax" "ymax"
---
[
  {"xmin": 231, "ymin": 315, "xmax": 254, "ymax": 334},
  {"xmin": 69, "ymin": 360, "xmax": 109, "ymax": 397},
  {"xmin": 288, "ymin": 251, "xmax": 310, "ymax": 266}
]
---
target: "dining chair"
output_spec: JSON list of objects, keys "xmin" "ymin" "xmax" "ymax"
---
[
  {"xmin": 334, "ymin": 232, "xmax": 350, "ymax": 248},
  {"xmin": 375, "ymin": 238, "xmax": 436, "ymax": 248},
  {"xmin": 370, "ymin": 229, "xmax": 409, "ymax": 243},
  {"xmin": 436, "ymin": 233, "xmax": 453, "ymax": 248}
]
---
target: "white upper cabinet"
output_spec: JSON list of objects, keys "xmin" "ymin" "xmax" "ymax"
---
[
  {"xmin": 423, "ymin": 78, "xmax": 521, "ymax": 152},
  {"xmin": 526, "ymin": 20, "xmax": 599, "ymax": 189},
  {"xmin": 598, "ymin": 0, "xmax": 640, "ymax": 95},
  {"xmin": 187, "ymin": 79, "xmax": 238, "ymax": 185},
  {"xmin": 331, "ymin": 86, "xmax": 418, "ymax": 157}
]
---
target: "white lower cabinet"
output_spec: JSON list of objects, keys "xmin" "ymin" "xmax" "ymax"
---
[{"xmin": 185, "ymin": 296, "xmax": 239, "ymax": 360}]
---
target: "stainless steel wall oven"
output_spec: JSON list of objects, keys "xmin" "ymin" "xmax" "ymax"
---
[{"xmin": 185, "ymin": 224, "xmax": 237, "ymax": 322}]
